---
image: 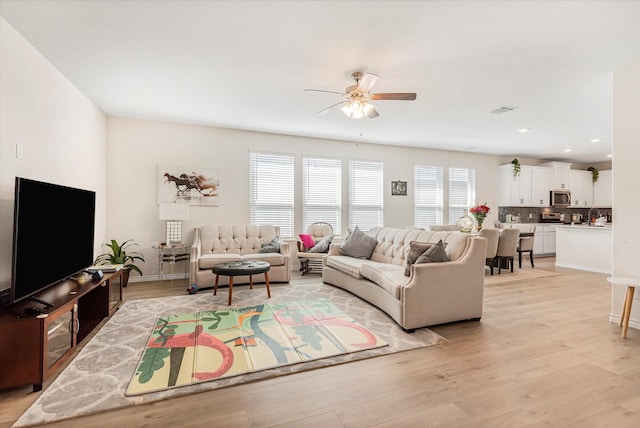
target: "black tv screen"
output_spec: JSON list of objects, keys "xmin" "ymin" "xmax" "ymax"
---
[{"xmin": 11, "ymin": 178, "xmax": 96, "ymax": 304}]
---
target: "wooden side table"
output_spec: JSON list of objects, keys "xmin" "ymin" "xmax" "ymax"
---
[{"xmin": 607, "ymin": 277, "xmax": 640, "ymax": 338}]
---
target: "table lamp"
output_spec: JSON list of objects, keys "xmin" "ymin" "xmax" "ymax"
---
[{"xmin": 159, "ymin": 202, "xmax": 190, "ymax": 245}]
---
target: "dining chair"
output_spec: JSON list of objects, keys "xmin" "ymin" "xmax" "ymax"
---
[
  {"xmin": 479, "ymin": 228, "xmax": 500, "ymax": 275},
  {"xmin": 495, "ymin": 228, "xmax": 520, "ymax": 274},
  {"xmin": 517, "ymin": 225, "xmax": 536, "ymax": 268}
]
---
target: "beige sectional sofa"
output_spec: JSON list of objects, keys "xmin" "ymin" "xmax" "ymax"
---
[
  {"xmin": 190, "ymin": 225, "xmax": 291, "ymax": 288},
  {"xmin": 322, "ymin": 227, "xmax": 487, "ymax": 331}
]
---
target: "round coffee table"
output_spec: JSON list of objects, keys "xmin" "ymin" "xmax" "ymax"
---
[{"xmin": 211, "ymin": 260, "xmax": 271, "ymax": 305}]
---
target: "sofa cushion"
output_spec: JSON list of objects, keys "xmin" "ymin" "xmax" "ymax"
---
[
  {"xmin": 403, "ymin": 241, "xmax": 435, "ymax": 276},
  {"xmin": 360, "ymin": 263, "xmax": 408, "ymax": 299},
  {"xmin": 308, "ymin": 234, "xmax": 333, "ymax": 253},
  {"xmin": 339, "ymin": 226, "xmax": 378, "ymax": 259},
  {"xmin": 416, "ymin": 240, "xmax": 449, "ymax": 264},
  {"xmin": 243, "ymin": 253, "xmax": 285, "ymax": 266},
  {"xmin": 325, "ymin": 255, "xmax": 367, "ymax": 279},
  {"xmin": 199, "ymin": 254, "xmax": 243, "ymax": 269}
]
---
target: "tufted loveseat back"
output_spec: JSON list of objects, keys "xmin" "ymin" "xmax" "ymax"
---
[
  {"xmin": 367, "ymin": 227, "xmax": 472, "ymax": 266},
  {"xmin": 199, "ymin": 225, "xmax": 279, "ymax": 255}
]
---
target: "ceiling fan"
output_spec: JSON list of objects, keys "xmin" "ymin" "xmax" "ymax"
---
[{"xmin": 305, "ymin": 71, "xmax": 417, "ymax": 119}]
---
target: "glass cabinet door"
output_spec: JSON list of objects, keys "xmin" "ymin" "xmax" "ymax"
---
[
  {"xmin": 109, "ymin": 272, "xmax": 123, "ymax": 313},
  {"xmin": 46, "ymin": 304, "xmax": 76, "ymax": 369}
]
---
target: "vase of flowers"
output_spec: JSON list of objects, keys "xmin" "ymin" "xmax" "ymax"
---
[{"xmin": 469, "ymin": 203, "xmax": 491, "ymax": 231}]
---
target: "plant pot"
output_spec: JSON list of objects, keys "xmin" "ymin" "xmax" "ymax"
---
[{"xmin": 122, "ymin": 268, "xmax": 131, "ymax": 288}]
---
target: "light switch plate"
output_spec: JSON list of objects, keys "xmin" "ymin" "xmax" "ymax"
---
[{"xmin": 16, "ymin": 143, "xmax": 24, "ymax": 159}]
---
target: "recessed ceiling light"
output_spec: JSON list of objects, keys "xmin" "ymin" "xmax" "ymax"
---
[
  {"xmin": 518, "ymin": 128, "xmax": 529, "ymax": 133},
  {"xmin": 606, "ymin": 154, "xmax": 613, "ymax": 158},
  {"xmin": 563, "ymin": 148, "xmax": 572, "ymax": 152},
  {"xmin": 591, "ymin": 138, "xmax": 602, "ymax": 143}
]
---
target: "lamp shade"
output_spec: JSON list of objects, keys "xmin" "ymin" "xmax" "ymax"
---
[{"xmin": 159, "ymin": 202, "xmax": 189, "ymax": 220}]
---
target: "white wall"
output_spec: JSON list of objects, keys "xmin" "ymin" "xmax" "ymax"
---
[
  {"xmin": 0, "ymin": 19, "xmax": 107, "ymax": 292},
  {"xmin": 107, "ymin": 117, "xmax": 504, "ymax": 279},
  {"xmin": 611, "ymin": 59, "xmax": 640, "ymax": 327}
]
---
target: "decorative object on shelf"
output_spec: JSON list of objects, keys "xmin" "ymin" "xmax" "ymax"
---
[
  {"xmin": 95, "ymin": 239, "xmax": 145, "ymax": 287},
  {"xmin": 456, "ymin": 209, "xmax": 474, "ymax": 233},
  {"xmin": 469, "ymin": 203, "xmax": 491, "ymax": 231},
  {"xmin": 391, "ymin": 180, "xmax": 407, "ymax": 196},
  {"xmin": 587, "ymin": 166, "xmax": 599, "ymax": 183},
  {"xmin": 511, "ymin": 158, "xmax": 521, "ymax": 179},
  {"xmin": 159, "ymin": 202, "xmax": 190, "ymax": 245}
]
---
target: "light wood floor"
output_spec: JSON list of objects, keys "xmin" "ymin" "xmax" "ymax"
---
[{"xmin": 2, "ymin": 258, "xmax": 640, "ymax": 427}]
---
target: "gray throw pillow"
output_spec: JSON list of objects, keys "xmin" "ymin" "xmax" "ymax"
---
[
  {"xmin": 415, "ymin": 240, "xmax": 449, "ymax": 264},
  {"xmin": 404, "ymin": 241, "xmax": 434, "ymax": 276},
  {"xmin": 308, "ymin": 234, "xmax": 334, "ymax": 253},
  {"xmin": 339, "ymin": 226, "xmax": 378, "ymax": 259},
  {"xmin": 259, "ymin": 236, "xmax": 281, "ymax": 253}
]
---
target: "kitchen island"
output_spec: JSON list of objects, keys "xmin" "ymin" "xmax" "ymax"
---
[{"xmin": 555, "ymin": 224, "xmax": 612, "ymax": 274}]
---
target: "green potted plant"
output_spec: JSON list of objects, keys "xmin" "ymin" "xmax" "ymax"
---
[
  {"xmin": 94, "ymin": 239, "xmax": 145, "ymax": 287},
  {"xmin": 511, "ymin": 158, "xmax": 521, "ymax": 179},
  {"xmin": 587, "ymin": 166, "xmax": 599, "ymax": 183}
]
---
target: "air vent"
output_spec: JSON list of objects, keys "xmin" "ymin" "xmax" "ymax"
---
[{"xmin": 489, "ymin": 105, "xmax": 517, "ymax": 114}]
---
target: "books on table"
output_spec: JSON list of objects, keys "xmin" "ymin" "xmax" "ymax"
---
[{"xmin": 87, "ymin": 264, "xmax": 124, "ymax": 273}]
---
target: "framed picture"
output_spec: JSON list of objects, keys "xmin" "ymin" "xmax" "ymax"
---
[
  {"xmin": 157, "ymin": 165, "xmax": 220, "ymax": 206},
  {"xmin": 391, "ymin": 180, "xmax": 407, "ymax": 196}
]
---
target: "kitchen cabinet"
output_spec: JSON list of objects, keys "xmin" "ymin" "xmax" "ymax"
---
[
  {"xmin": 530, "ymin": 166, "xmax": 552, "ymax": 206},
  {"xmin": 569, "ymin": 170, "xmax": 593, "ymax": 207},
  {"xmin": 543, "ymin": 161, "xmax": 572, "ymax": 190},
  {"xmin": 533, "ymin": 224, "xmax": 556, "ymax": 256},
  {"xmin": 593, "ymin": 170, "xmax": 612, "ymax": 207},
  {"xmin": 498, "ymin": 164, "xmax": 534, "ymax": 206}
]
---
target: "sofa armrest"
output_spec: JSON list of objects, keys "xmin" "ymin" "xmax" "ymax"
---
[
  {"xmin": 279, "ymin": 241, "xmax": 291, "ymax": 256},
  {"xmin": 327, "ymin": 242, "xmax": 341, "ymax": 256},
  {"xmin": 401, "ymin": 237, "xmax": 487, "ymax": 328}
]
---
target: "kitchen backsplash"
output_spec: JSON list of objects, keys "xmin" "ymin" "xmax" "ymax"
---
[{"xmin": 498, "ymin": 206, "xmax": 612, "ymax": 224}]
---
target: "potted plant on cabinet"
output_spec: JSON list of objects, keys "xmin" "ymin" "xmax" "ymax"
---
[
  {"xmin": 587, "ymin": 166, "xmax": 599, "ymax": 183},
  {"xmin": 94, "ymin": 239, "xmax": 145, "ymax": 287}
]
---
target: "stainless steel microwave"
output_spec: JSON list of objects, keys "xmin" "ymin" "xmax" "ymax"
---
[{"xmin": 550, "ymin": 190, "xmax": 571, "ymax": 207}]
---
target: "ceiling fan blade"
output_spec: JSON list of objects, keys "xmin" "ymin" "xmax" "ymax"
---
[
  {"xmin": 366, "ymin": 108, "xmax": 380, "ymax": 119},
  {"xmin": 370, "ymin": 93, "xmax": 417, "ymax": 101},
  {"xmin": 304, "ymin": 89, "xmax": 345, "ymax": 95},
  {"xmin": 357, "ymin": 73, "xmax": 380, "ymax": 92},
  {"xmin": 317, "ymin": 101, "xmax": 346, "ymax": 115}
]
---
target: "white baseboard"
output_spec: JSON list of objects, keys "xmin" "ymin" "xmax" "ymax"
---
[
  {"xmin": 128, "ymin": 273, "xmax": 188, "ymax": 283},
  {"xmin": 609, "ymin": 314, "xmax": 640, "ymax": 330},
  {"xmin": 554, "ymin": 262, "xmax": 612, "ymax": 275}
]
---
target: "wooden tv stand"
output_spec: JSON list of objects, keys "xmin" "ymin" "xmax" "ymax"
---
[{"xmin": 0, "ymin": 270, "xmax": 124, "ymax": 392}]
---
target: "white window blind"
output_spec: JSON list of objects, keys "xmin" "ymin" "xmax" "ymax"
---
[
  {"xmin": 414, "ymin": 165, "xmax": 444, "ymax": 228},
  {"xmin": 303, "ymin": 157, "xmax": 342, "ymax": 236},
  {"xmin": 249, "ymin": 152, "xmax": 294, "ymax": 239},
  {"xmin": 349, "ymin": 160, "xmax": 383, "ymax": 232},
  {"xmin": 448, "ymin": 167, "xmax": 476, "ymax": 223}
]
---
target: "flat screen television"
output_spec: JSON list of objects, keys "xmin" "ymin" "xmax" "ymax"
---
[{"xmin": 11, "ymin": 177, "xmax": 96, "ymax": 305}]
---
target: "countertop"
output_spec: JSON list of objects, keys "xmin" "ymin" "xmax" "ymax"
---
[{"xmin": 555, "ymin": 224, "xmax": 613, "ymax": 230}]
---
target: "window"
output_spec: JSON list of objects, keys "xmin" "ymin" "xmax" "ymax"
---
[
  {"xmin": 302, "ymin": 157, "xmax": 342, "ymax": 235},
  {"xmin": 249, "ymin": 152, "xmax": 294, "ymax": 239},
  {"xmin": 414, "ymin": 165, "xmax": 444, "ymax": 228},
  {"xmin": 349, "ymin": 160, "xmax": 383, "ymax": 231},
  {"xmin": 448, "ymin": 167, "xmax": 476, "ymax": 223}
]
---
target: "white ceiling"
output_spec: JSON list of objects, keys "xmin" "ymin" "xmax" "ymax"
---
[{"xmin": 1, "ymin": 1, "xmax": 639, "ymax": 163}]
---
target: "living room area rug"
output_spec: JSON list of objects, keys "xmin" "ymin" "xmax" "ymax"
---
[
  {"xmin": 126, "ymin": 299, "xmax": 387, "ymax": 396},
  {"xmin": 14, "ymin": 277, "xmax": 446, "ymax": 427}
]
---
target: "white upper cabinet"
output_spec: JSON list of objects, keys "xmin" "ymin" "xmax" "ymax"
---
[
  {"xmin": 569, "ymin": 170, "xmax": 593, "ymax": 207},
  {"xmin": 498, "ymin": 164, "xmax": 537, "ymax": 206},
  {"xmin": 543, "ymin": 162, "xmax": 572, "ymax": 190},
  {"xmin": 593, "ymin": 170, "xmax": 612, "ymax": 207},
  {"xmin": 530, "ymin": 166, "xmax": 551, "ymax": 206}
]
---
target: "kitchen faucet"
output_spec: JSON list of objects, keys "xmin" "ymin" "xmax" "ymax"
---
[{"xmin": 587, "ymin": 207, "xmax": 601, "ymax": 226}]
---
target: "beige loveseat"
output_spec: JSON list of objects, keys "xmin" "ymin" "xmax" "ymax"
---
[
  {"xmin": 322, "ymin": 227, "xmax": 487, "ymax": 331},
  {"xmin": 190, "ymin": 225, "xmax": 291, "ymax": 288}
]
